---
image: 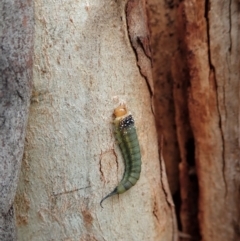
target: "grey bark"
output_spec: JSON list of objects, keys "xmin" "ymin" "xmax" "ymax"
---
[{"xmin": 0, "ymin": 0, "xmax": 34, "ymax": 240}]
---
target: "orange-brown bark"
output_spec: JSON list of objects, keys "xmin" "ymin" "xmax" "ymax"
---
[
  {"xmin": 147, "ymin": 0, "xmax": 180, "ymax": 196},
  {"xmin": 148, "ymin": 0, "xmax": 240, "ymax": 240}
]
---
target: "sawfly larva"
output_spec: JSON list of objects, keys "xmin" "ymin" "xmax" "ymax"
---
[{"xmin": 100, "ymin": 104, "xmax": 141, "ymax": 207}]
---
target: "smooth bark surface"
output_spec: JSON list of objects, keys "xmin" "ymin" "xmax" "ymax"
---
[
  {"xmin": 14, "ymin": 0, "xmax": 177, "ymax": 240},
  {"xmin": 0, "ymin": 0, "xmax": 34, "ymax": 240}
]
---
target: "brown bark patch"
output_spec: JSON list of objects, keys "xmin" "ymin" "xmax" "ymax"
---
[
  {"xmin": 15, "ymin": 193, "xmax": 30, "ymax": 226},
  {"xmin": 79, "ymin": 235, "xmax": 99, "ymax": 241},
  {"xmin": 81, "ymin": 208, "xmax": 93, "ymax": 227}
]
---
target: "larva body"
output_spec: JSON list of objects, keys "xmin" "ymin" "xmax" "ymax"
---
[{"xmin": 100, "ymin": 104, "xmax": 141, "ymax": 207}]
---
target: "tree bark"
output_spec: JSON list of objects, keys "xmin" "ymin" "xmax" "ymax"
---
[
  {"xmin": 147, "ymin": 0, "xmax": 180, "ymax": 196},
  {"xmin": 148, "ymin": 0, "xmax": 240, "ymax": 240},
  {"xmin": 0, "ymin": 0, "xmax": 34, "ymax": 240},
  {"xmin": 147, "ymin": 0, "xmax": 200, "ymax": 239},
  {"xmin": 176, "ymin": 1, "xmax": 240, "ymax": 240},
  {"xmin": 14, "ymin": 0, "xmax": 177, "ymax": 240},
  {"xmin": 187, "ymin": 1, "xmax": 240, "ymax": 240}
]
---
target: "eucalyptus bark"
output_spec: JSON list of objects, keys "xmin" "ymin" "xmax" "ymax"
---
[
  {"xmin": 0, "ymin": 0, "xmax": 34, "ymax": 240},
  {"xmin": 148, "ymin": 0, "xmax": 240, "ymax": 240},
  {"xmin": 147, "ymin": 0, "xmax": 180, "ymax": 196},
  {"xmin": 14, "ymin": 0, "xmax": 177, "ymax": 240},
  {"xmin": 175, "ymin": 1, "xmax": 240, "ymax": 240}
]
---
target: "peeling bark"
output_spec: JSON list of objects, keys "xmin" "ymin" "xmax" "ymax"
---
[{"xmin": 0, "ymin": 0, "xmax": 34, "ymax": 240}]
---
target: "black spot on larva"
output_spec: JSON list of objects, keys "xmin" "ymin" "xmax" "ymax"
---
[{"xmin": 119, "ymin": 115, "xmax": 134, "ymax": 130}]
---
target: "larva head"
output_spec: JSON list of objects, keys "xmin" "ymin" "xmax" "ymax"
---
[{"xmin": 114, "ymin": 104, "xmax": 127, "ymax": 117}]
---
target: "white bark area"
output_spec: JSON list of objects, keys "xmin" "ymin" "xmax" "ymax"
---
[{"xmin": 14, "ymin": 0, "xmax": 176, "ymax": 240}]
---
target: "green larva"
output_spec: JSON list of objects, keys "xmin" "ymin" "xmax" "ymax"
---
[{"xmin": 100, "ymin": 104, "xmax": 141, "ymax": 207}]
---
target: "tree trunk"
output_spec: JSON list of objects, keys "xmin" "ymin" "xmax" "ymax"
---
[
  {"xmin": 14, "ymin": 0, "xmax": 177, "ymax": 240},
  {"xmin": 182, "ymin": 1, "xmax": 240, "ymax": 240},
  {"xmin": 0, "ymin": 1, "xmax": 34, "ymax": 240},
  {"xmin": 148, "ymin": 0, "xmax": 240, "ymax": 240}
]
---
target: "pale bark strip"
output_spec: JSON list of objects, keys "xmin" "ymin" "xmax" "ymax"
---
[
  {"xmin": 0, "ymin": 0, "xmax": 34, "ymax": 240},
  {"xmin": 14, "ymin": 0, "xmax": 175, "ymax": 240},
  {"xmin": 205, "ymin": 0, "xmax": 240, "ymax": 240}
]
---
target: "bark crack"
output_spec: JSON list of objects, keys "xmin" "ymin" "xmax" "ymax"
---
[
  {"xmin": 152, "ymin": 199, "xmax": 160, "ymax": 222},
  {"xmin": 124, "ymin": 0, "xmax": 154, "ymax": 98},
  {"xmin": 52, "ymin": 186, "xmax": 90, "ymax": 196},
  {"xmin": 16, "ymin": 90, "xmax": 24, "ymax": 102},
  {"xmin": 124, "ymin": 0, "xmax": 155, "ymax": 117},
  {"xmin": 99, "ymin": 151, "xmax": 105, "ymax": 182},
  {"xmin": 205, "ymin": 0, "xmax": 227, "ymax": 197},
  {"xmin": 228, "ymin": 0, "xmax": 232, "ymax": 52}
]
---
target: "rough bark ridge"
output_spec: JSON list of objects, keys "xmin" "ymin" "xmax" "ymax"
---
[{"xmin": 0, "ymin": 0, "xmax": 34, "ymax": 240}]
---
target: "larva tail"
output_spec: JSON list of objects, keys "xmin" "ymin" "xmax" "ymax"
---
[{"xmin": 100, "ymin": 188, "xmax": 118, "ymax": 208}]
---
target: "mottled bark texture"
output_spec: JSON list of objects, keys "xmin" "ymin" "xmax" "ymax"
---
[
  {"xmin": 148, "ymin": 0, "xmax": 240, "ymax": 240},
  {"xmin": 0, "ymin": 0, "xmax": 34, "ymax": 240}
]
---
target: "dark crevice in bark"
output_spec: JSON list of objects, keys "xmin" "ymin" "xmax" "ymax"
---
[
  {"xmin": 147, "ymin": 0, "xmax": 205, "ymax": 239},
  {"xmin": 185, "ymin": 138, "xmax": 200, "ymax": 241},
  {"xmin": 204, "ymin": 0, "xmax": 227, "ymax": 198},
  {"xmin": 172, "ymin": 190, "xmax": 182, "ymax": 231},
  {"xmin": 185, "ymin": 138, "xmax": 195, "ymax": 168},
  {"xmin": 228, "ymin": 0, "xmax": 232, "ymax": 52},
  {"xmin": 170, "ymin": 2, "xmax": 200, "ymax": 239}
]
